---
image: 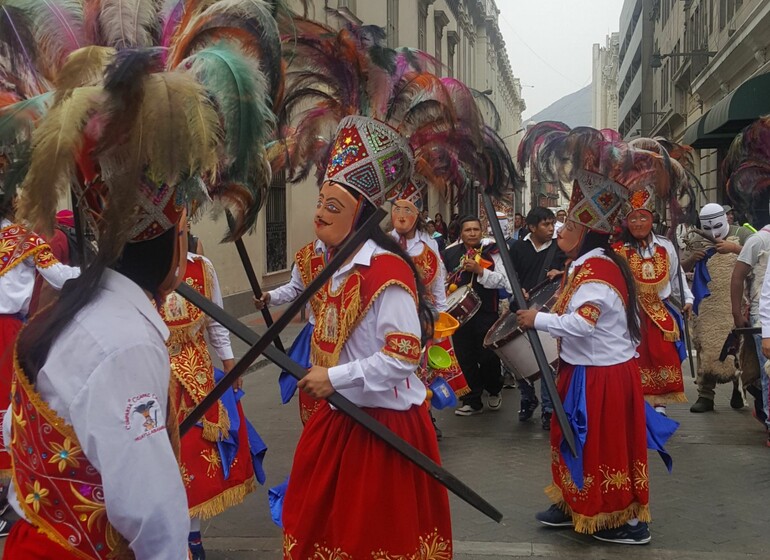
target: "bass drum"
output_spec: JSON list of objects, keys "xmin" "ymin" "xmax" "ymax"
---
[{"xmin": 483, "ymin": 278, "xmax": 561, "ymax": 380}]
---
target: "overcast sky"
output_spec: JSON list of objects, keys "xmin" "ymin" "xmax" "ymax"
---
[{"xmin": 497, "ymin": 1, "xmax": 624, "ymax": 119}]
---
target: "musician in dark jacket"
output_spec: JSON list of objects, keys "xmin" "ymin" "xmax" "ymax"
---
[
  {"xmin": 508, "ymin": 207, "xmax": 566, "ymax": 429},
  {"xmin": 443, "ymin": 216, "xmax": 510, "ymax": 415}
]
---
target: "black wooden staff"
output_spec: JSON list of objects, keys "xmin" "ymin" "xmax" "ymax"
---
[
  {"xmin": 180, "ymin": 207, "xmax": 386, "ymax": 436},
  {"xmin": 176, "ymin": 283, "xmax": 503, "ymax": 523},
  {"xmin": 671, "ymin": 235, "xmax": 697, "ymax": 379},
  {"xmin": 481, "ymin": 192, "xmax": 577, "ymax": 457},
  {"xmin": 225, "ymin": 210, "xmax": 285, "ymax": 353}
]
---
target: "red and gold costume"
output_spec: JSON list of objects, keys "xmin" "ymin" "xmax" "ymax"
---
[
  {"xmin": 543, "ymin": 254, "xmax": 650, "ymax": 533},
  {"xmin": 9, "ymin": 359, "xmax": 146, "ymax": 560},
  {"xmin": 0, "ymin": 223, "xmax": 69, "ymax": 477},
  {"xmin": 159, "ymin": 256, "xmax": 256, "ymax": 518},
  {"xmin": 282, "ymin": 247, "xmax": 452, "ymax": 559},
  {"xmin": 615, "ymin": 243, "xmax": 687, "ymax": 403}
]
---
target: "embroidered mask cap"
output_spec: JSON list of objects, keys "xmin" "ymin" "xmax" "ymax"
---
[
  {"xmin": 323, "ymin": 116, "xmax": 413, "ymax": 207},
  {"xmin": 567, "ymin": 170, "xmax": 627, "ymax": 233},
  {"xmin": 624, "ymin": 185, "xmax": 656, "ymax": 217},
  {"xmin": 390, "ymin": 179, "xmax": 425, "ymax": 213}
]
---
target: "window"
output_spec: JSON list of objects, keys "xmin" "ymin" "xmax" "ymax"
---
[
  {"xmin": 417, "ymin": 2, "xmax": 427, "ymax": 51},
  {"xmin": 265, "ymin": 171, "xmax": 287, "ymax": 273},
  {"xmin": 447, "ymin": 31, "xmax": 458, "ymax": 78},
  {"xmin": 387, "ymin": 0, "xmax": 399, "ymax": 48}
]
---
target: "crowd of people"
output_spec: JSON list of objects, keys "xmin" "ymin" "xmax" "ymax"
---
[{"xmin": 1, "ymin": 1, "xmax": 769, "ymax": 558}]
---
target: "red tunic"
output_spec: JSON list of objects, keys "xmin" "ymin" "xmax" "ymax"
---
[
  {"xmin": 282, "ymin": 252, "xmax": 452, "ymax": 559},
  {"xmin": 615, "ymin": 244, "xmax": 686, "ymax": 404},
  {"xmin": 548, "ymin": 256, "xmax": 650, "ymax": 534}
]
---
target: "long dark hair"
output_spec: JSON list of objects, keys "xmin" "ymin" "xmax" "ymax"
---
[
  {"xmin": 346, "ymin": 188, "xmax": 435, "ymax": 344},
  {"xmin": 579, "ymin": 230, "xmax": 641, "ymax": 343},
  {"xmin": 16, "ymin": 227, "xmax": 177, "ymax": 382}
]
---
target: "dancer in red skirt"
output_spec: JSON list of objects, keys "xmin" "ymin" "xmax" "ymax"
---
[
  {"xmin": 614, "ymin": 184, "xmax": 693, "ymax": 413},
  {"xmin": 159, "ymin": 252, "xmax": 266, "ymax": 559},
  {"xmin": 517, "ymin": 126, "xmax": 674, "ymax": 545},
  {"xmin": 282, "ymin": 116, "xmax": 452, "ymax": 559}
]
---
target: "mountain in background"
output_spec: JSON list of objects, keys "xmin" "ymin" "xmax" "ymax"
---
[{"xmin": 528, "ymin": 84, "xmax": 592, "ymax": 128}]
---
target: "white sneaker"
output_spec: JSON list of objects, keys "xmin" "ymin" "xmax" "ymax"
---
[
  {"xmin": 488, "ymin": 394, "xmax": 502, "ymax": 411},
  {"xmin": 455, "ymin": 404, "xmax": 483, "ymax": 416}
]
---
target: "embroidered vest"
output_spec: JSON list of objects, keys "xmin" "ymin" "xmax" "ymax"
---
[
  {"xmin": 159, "ymin": 257, "xmax": 228, "ymax": 441},
  {"xmin": 10, "ymin": 363, "xmax": 134, "ymax": 560},
  {"xmin": 553, "ymin": 256, "xmax": 629, "ymax": 316},
  {"xmin": 614, "ymin": 244, "xmax": 679, "ymax": 341},
  {"xmin": 412, "ymin": 243, "xmax": 440, "ymax": 307},
  {"xmin": 295, "ymin": 241, "xmax": 326, "ymax": 319},
  {"xmin": 311, "ymin": 253, "xmax": 418, "ymax": 368},
  {"xmin": 0, "ymin": 224, "xmax": 57, "ymax": 278}
]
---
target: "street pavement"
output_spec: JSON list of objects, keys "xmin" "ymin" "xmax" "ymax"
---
[
  {"xmin": 3, "ymin": 305, "xmax": 768, "ymax": 559},
  {"xmin": 201, "ymin": 308, "xmax": 770, "ymax": 559}
]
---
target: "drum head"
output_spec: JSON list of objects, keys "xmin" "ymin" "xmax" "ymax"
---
[
  {"xmin": 446, "ymin": 284, "xmax": 470, "ymax": 307},
  {"xmin": 528, "ymin": 278, "xmax": 561, "ymax": 310},
  {"xmin": 483, "ymin": 311, "xmax": 520, "ymax": 348}
]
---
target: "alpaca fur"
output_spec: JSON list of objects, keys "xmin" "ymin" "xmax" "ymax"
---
[{"xmin": 691, "ymin": 236, "xmax": 740, "ymax": 382}]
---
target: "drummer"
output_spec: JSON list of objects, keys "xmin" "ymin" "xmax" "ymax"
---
[
  {"xmin": 443, "ymin": 216, "xmax": 510, "ymax": 415},
  {"xmin": 508, "ymin": 207, "xmax": 566, "ymax": 429}
]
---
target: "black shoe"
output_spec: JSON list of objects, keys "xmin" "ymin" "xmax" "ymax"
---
[
  {"xmin": 730, "ymin": 386, "xmax": 745, "ymax": 409},
  {"xmin": 535, "ymin": 504, "xmax": 572, "ymax": 527},
  {"xmin": 690, "ymin": 397, "xmax": 714, "ymax": 413},
  {"xmin": 518, "ymin": 397, "xmax": 539, "ymax": 421},
  {"xmin": 430, "ymin": 412, "xmax": 443, "ymax": 441},
  {"xmin": 541, "ymin": 411, "xmax": 552, "ymax": 431},
  {"xmin": 0, "ymin": 518, "xmax": 14, "ymax": 538},
  {"xmin": 592, "ymin": 522, "xmax": 651, "ymax": 545},
  {"xmin": 189, "ymin": 543, "xmax": 206, "ymax": 560}
]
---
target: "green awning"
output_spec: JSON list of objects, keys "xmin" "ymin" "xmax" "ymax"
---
[
  {"xmin": 681, "ymin": 72, "xmax": 770, "ymax": 148},
  {"xmin": 704, "ymin": 71, "xmax": 770, "ymax": 135}
]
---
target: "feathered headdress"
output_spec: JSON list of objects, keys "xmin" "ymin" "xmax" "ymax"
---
[
  {"xmin": 531, "ymin": 126, "xmax": 671, "ymax": 233},
  {"xmin": 723, "ymin": 116, "xmax": 770, "ymax": 227},
  {"xmin": 3, "ymin": 0, "xmax": 284, "ymax": 251},
  {"xmin": 271, "ymin": 11, "xmax": 517, "ymax": 207}
]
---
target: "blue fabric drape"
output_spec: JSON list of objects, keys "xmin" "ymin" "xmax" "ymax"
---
[
  {"xmin": 268, "ymin": 477, "xmax": 290, "ymax": 528},
  {"xmin": 692, "ymin": 248, "xmax": 716, "ymax": 315},
  {"xmin": 644, "ymin": 401, "xmax": 679, "ymax": 472},
  {"xmin": 212, "ymin": 368, "xmax": 267, "ymax": 483},
  {"xmin": 278, "ymin": 322, "xmax": 314, "ymax": 404},
  {"xmin": 561, "ymin": 365, "xmax": 588, "ymax": 490}
]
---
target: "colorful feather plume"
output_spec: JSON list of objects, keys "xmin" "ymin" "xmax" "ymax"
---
[{"xmin": 724, "ymin": 116, "xmax": 770, "ymax": 226}]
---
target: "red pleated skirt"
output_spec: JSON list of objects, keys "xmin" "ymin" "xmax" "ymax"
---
[
  {"xmin": 3, "ymin": 519, "xmax": 82, "ymax": 560},
  {"xmin": 637, "ymin": 312, "xmax": 686, "ymax": 404},
  {"xmin": 282, "ymin": 403, "xmax": 453, "ymax": 559},
  {"xmin": 547, "ymin": 360, "xmax": 650, "ymax": 534},
  {"xmin": 0, "ymin": 315, "xmax": 22, "ymax": 476}
]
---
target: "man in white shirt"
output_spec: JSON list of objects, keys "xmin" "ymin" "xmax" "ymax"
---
[{"xmin": 732, "ymin": 226, "xmax": 770, "ymax": 442}]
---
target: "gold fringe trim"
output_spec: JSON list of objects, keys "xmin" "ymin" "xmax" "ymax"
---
[
  {"xmin": 545, "ymin": 484, "xmax": 651, "ymax": 534},
  {"xmin": 201, "ymin": 402, "xmax": 231, "ymax": 442},
  {"xmin": 662, "ymin": 327, "xmax": 681, "ymax": 342},
  {"xmin": 453, "ymin": 386, "xmax": 471, "ymax": 398},
  {"xmin": 0, "ymin": 469, "xmax": 12, "ymax": 481},
  {"xmin": 189, "ymin": 476, "xmax": 257, "ymax": 520},
  {"xmin": 644, "ymin": 392, "xmax": 688, "ymax": 405}
]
